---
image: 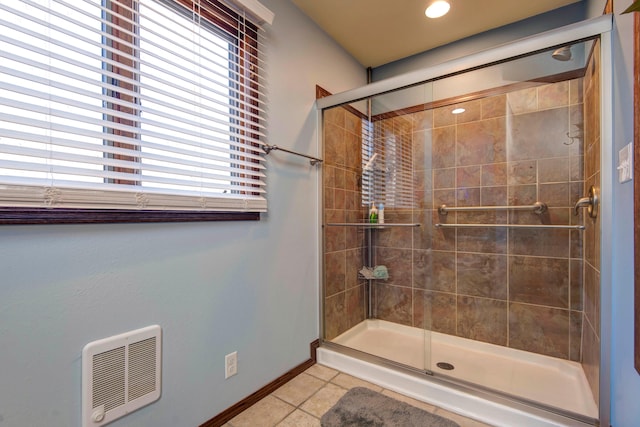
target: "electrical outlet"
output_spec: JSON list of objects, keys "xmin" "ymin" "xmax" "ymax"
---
[{"xmin": 225, "ymin": 351, "xmax": 237, "ymax": 379}]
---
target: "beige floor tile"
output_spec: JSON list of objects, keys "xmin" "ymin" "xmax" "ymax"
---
[
  {"xmin": 272, "ymin": 373, "xmax": 326, "ymax": 406},
  {"xmin": 433, "ymin": 408, "xmax": 496, "ymax": 427},
  {"xmin": 228, "ymin": 395, "xmax": 294, "ymax": 427},
  {"xmin": 299, "ymin": 383, "xmax": 347, "ymax": 418},
  {"xmin": 276, "ymin": 409, "xmax": 321, "ymax": 427},
  {"xmin": 380, "ymin": 389, "xmax": 438, "ymax": 413},
  {"xmin": 329, "ymin": 372, "xmax": 384, "ymax": 392},
  {"xmin": 305, "ymin": 364, "xmax": 338, "ymax": 381}
]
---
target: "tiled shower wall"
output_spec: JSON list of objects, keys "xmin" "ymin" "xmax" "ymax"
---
[
  {"xmin": 322, "ymin": 103, "xmax": 367, "ymax": 340},
  {"xmin": 372, "ymin": 79, "xmax": 586, "ymax": 362},
  {"xmin": 323, "ymin": 70, "xmax": 599, "ymax": 370},
  {"xmin": 581, "ymin": 40, "xmax": 601, "ymax": 404}
]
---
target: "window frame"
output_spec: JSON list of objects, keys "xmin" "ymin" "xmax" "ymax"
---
[{"xmin": 0, "ymin": 0, "xmax": 262, "ymax": 224}]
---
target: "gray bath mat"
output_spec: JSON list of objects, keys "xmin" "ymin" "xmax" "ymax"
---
[{"xmin": 321, "ymin": 387, "xmax": 461, "ymax": 427}]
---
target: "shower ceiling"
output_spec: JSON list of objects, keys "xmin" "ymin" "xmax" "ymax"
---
[{"xmin": 291, "ymin": 0, "xmax": 583, "ymax": 67}]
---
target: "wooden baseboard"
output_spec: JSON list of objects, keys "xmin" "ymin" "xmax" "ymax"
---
[{"xmin": 199, "ymin": 339, "xmax": 320, "ymax": 427}]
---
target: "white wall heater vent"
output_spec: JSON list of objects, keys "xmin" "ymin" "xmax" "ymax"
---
[{"xmin": 82, "ymin": 325, "xmax": 161, "ymax": 427}]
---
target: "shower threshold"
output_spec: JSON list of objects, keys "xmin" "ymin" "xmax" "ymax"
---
[{"xmin": 325, "ymin": 319, "xmax": 597, "ymax": 423}]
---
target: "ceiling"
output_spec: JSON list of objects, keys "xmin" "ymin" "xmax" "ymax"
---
[{"xmin": 291, "ymin": 0, "xmax": 583, "ymax": 68}]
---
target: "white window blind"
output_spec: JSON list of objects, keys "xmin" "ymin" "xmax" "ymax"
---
[
  {"xmin": 0, "ymin": 0, "xmax": 269, "ymax": 213},
  {"xmin": 362, "ymin": 115, "xmax": 415, "ymax": 209}
]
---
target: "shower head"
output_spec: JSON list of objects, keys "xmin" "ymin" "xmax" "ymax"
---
[{"xmin": 551, "ymin": 45, "xmax": 572, "ymax": 61}]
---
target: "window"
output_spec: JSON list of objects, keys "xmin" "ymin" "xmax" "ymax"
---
[{"xmin": 0, "ymin": 0, "xmax": 269, "ymax": 223}]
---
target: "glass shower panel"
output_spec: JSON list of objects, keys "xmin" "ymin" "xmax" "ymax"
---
[
  {"xmin": 424, "ymin": 39, "xmax": 598, "ymax": 420},
  {"xmin": 322, "ymin": 82, "xmax": 435, "ymax": 373}
]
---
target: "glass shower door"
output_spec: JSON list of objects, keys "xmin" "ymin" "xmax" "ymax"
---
[{"xmin": 321, "ymin": 81, "xmax": 435, "ymax": 374}]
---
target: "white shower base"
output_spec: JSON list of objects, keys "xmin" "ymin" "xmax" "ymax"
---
[{"xmin": 321, "ymin": 319, "xmax": 597, "ymax": 426}]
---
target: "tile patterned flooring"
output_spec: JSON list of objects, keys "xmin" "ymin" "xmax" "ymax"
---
[{"xmin": 223, "ymin": 364, "xmax": 494, "ymax": 427}]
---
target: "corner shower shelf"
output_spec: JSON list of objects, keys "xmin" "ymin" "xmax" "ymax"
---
[{"xmin": 326, "ymin": 223, "xmax": 421, "ymax": 228}]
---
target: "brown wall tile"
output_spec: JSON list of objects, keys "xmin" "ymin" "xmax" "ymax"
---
[
  {"xmin": 539, "ymin": 182, "xmax": 570, "ymax": 207},
  {"xmin": 324, "ymin": 292, "xmax": 348, "ymax": 340},
  {"xmin": 507, "ymin": 87, "xmax": 537, "ymax": 114},
  {"xmin": 509, "ymin": 228, "xmax": 570, "ymax": 258},
  {"xmin": 432, "ymin": 126, "xmax": 456, "ymax": 168},
  {"xmin": 374, "ymin": 283, "xmax": 412, "ymax": 326},
  {"xmin": 412, "ymin": 110, "xmax": 433, "ymax": 132},
  {"xmin": 507, "ymin": 108, "xmax": 570, "ymax": 162},
  {"xmin": 509, "ymin": 256, "xmax": 569, "ymax": 308},
  {"xmin": 582, "ymin": 317, "xmax": 600, "ymax": 404},
  {"xmin": 538, "ymin": 157, "xmax": 570, "ymax": 183},
  {"xmin": 538, "ymin": 81, "xmax": 569, "ymax": 110},
  {"xmin": 481, "ymin": 162, "xmax": 508, "ymax": 186},
  {"xmin": 454, "ymin": 99, "xmax": 482, "ymax": 123},
  {"xmin": 481, "ymin": 94, "xmax": 507, "ymax": 119},
  {"xmin": 584, "ymin": 264, "xmax": 600, "ymax": 334},
  {"xmin": 508, "ymin": 184, "xmax": 537, "ymax": 205},
  {"xmin": 414, "ymin": 290, "xmax": 456, "ymax": 334},
  {"xmin": 325, "ymin": 251, "xmax": 346, "ymax": 297},
  {"xmin": 509, "ymin": 303, "xmax": 570, "ymax": 358},
  {"xmin": 456, "ymin": 118, "xmax": 507, "ymax": 166},
  {"xmin": 457, "ymin": 228, "xmax": 507, "ymax": 254},
  {"xmin": 434, "ymin": 168, "xmax": 456, "ymax": 189},
  {"xmin": 570, "ymin": 310, "xmax": 582, "ymax": 362},
  {"xmin": 457, "ymin": 296, "xmax": 507, "ymax": 346},
  {"xmin": 375, "ymin": 247, "xmax": 413, "ymax": 287},
  {"xmin": 457, "ymin": 252, "xmax": 507, "ymax": 299},
  {"xmin": 457, "ymin": 165, "xmax": 481, "ymax": 188},
  {"xmin": 508, "ymin": 160, "xmax": 537, "ymax": 185},
  {"xmin": 346, "ymin": 285, "xmax": 366, "ymax": 329},
  {"xmin": 434, "ymin": 106, "xmax": 456, "ymax": 127},
  {"xmin": 346, "ymin": 248, "xmax": 364, "ymax": 290},
  {"xmin": 481, "ymin": 186, "xmax": 508, "ymax": 206},
  {"xmin": 456, "ymin": 187, "xmax": 481, "ymax": 207},
  {"xmin": 324, "ymin": 105, "xmax": 345, "ymax": 127},
  {"xmin": 570, "ymin": 259, "xmax": 583, "ymax": 311},
  {"xmin": 413, "ymin": 130, "xmax": 433, "ymax": 170}
]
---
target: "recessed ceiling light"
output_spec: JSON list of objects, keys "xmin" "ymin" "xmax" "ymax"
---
[
  {"xmin": 452, "ymin": 107, "xmax": 465, "ymax": 114},
  {"xmin": 425, "ymin": 0, "xmax": 450, "ymax": 19}
]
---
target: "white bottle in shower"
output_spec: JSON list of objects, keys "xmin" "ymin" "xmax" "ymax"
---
[{"xmin": 378, "ymin": 203, "xmax": 384, "ymax": 224}]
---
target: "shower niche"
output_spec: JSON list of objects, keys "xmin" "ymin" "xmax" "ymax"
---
[{"xmin": 320, "ymin": 36, "xmax": 602, "ymax": 425}]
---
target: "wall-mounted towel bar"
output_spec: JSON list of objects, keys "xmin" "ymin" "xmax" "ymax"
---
[
  {"xmin": 438, "ymin": 202, "xmax": 547, "ymax": 215},
  {"xmin": 435, "ymin": 223, "xmax": 585, "ymax": 230},
  {"xmin": 263, "ymin": 144, "xmax": 323, "ymax": 165}
]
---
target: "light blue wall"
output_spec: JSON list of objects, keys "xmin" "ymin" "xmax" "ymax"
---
[
  {"xmin": 609, "ymin": 2, "xmax": 640, "ymax": 426},
  {"xmin": 0, "ymin": 1, "xmax": 366, "ymax": 426}
]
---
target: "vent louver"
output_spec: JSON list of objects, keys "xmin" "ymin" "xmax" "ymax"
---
[{"xmin": 82, "ymin": 326, "xmax": 161, "ymax": 427}]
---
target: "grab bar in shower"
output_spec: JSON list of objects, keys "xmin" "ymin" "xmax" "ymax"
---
[
  {"xmin": 438, "ymin": 202, "xmax": 547, "ymax": 215},
  {"xmin": 434, "ymin": 223, "xmax": 585, "ymax": 230}
]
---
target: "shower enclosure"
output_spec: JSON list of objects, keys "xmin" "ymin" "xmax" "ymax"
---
[{"xmin": 318, "ymin": 16, "xmax": 611, "ymax": 427}]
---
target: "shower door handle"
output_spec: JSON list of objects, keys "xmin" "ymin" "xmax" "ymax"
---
[{"xmin": 574, "ymin": 185, "xmax": 599, "ymax": 219}]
